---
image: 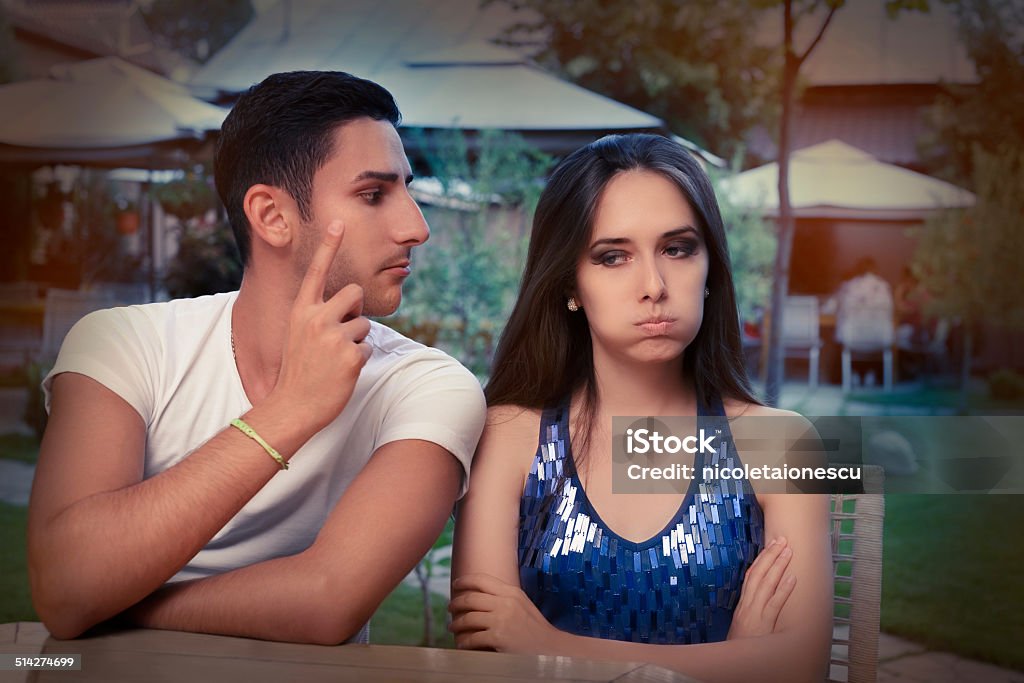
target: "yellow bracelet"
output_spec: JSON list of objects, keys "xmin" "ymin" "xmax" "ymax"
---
[{"xmin": 230, "ymin": 418, "xmax": 288, "ymax": 470}]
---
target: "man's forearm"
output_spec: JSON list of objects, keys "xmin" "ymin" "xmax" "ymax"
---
[
  {"xmin": 31, "ymin": 397, "xmax": 318, "ymax": 639},
  {"xmin": 125, "ymin": 552, "xmax": 349, "ymax": 645},
  {"xmin": 126, "ymin": 442, "xmax": 462, "ymax": 645}
]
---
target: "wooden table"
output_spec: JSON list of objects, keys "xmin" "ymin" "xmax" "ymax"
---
[{"xmin": 0, "ymin": 623, "xmax": 699, "ymax": 682}]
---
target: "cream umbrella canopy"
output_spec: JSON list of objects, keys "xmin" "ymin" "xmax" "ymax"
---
[
  {"xmin": 722, "ymin": 140, "xmax": 974, "ymax": 219},
  {"xmin": 0, "ymin": 57, "xmax": 227, "ymax": 167}
]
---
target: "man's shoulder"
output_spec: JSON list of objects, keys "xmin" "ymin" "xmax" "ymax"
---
[
  {"xmin": 364, "ymin": 320, "xmax": 470, "ymax": 374},
  {"xmin": 79, "ymin": 291, "xmax": 236, "ymax": 332},
  {"xmin": 361, "ymin": 322, "xmax": 483, "ymax": 412}
]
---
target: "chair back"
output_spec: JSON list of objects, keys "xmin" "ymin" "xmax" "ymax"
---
[
  {"xmin": 840, "ymin": 310, "xmax": 894, "ymax": 352},
  {"xmin": 782, "ymin": 296, "xmax": 821, "ymax": 349},
  {"xmin": 828, "ymin": 465, "xmax": 885, "ymax": 683},
  {"xmin": 40, "ymin": 288, "xmax": 117, "ymax": 359}
]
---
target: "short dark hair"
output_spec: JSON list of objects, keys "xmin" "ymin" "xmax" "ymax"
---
[{"xmin": 214, "ymin": 71, "xmax": 401, "ymax": 267}]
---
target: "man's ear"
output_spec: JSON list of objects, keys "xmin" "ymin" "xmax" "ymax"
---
[{"xmin": 243, "ymin": 184, "xmax": 300, "ymax": 248}]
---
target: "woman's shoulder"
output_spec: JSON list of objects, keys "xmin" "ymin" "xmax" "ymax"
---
[
  {"xmin": 722, "ymin": 398, "xmax": 803, "ymax": 420},
  {"xmin": 472, "ymin": 404, "xmax": 545, "ymax": 491},
  {"xmin": 479, "ymin": 404, "xmax": 544, "ymax": 454}
]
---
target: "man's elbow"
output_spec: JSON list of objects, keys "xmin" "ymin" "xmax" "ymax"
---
[
  {"xmin": 294, "ymin": 574, "xmax": 374, "ymax": 646},
  {"xmin": 32, "ymin": 592, "xmax": 93, "ymax": 641},
  {"xmin": 30, "ymin": 563, "xmax": 105, "ymax": 640}
]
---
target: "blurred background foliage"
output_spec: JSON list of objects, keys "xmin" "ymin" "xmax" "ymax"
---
[{"xmin": 393, "ymin": 128, "xmax": 553, "ymax": 377}]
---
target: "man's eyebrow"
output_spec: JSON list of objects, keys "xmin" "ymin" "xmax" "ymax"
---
[
  {"xmin": 351, "ymin": 171, "xmax": 416, "ymax": 185},
  {"xmin": 352, "ymin": 171, "xmax": 400, "ymax": 183},
  {"xmin": 588, "ymin": 226, "xmax": 699, "ymax": 249}
]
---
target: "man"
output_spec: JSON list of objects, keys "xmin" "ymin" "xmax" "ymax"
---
[{"xmin": 27, "ymin": 71, "xmax": 486, "ymax": 644}]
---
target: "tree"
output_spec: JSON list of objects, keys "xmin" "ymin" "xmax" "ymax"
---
[
  {"xmin": 159, "ymin": 166, "xmax": 242, "ymax": 298},
  {"xmin": 396, "ymin": 128, "xmax": 553, "ymax": 378},
  {"xmin": 0, "ymin": 7, "xmax": 19, "ymax": 84},
  {"xmin": 142, "ymin": 0, "xmax": 253, "ymax": 63},
  {"xmin": 918, "ymin": 0, "xmax": 1024, "ymax": 187},
  {"xmin": 913, "ymin": 146, "xmax": 1024, "ymax": 410},
  {"xmin": 759, "ymin": 0, "xmax": 843, "ymax": 405},
  {"xmin": 711, "ymin": 163, "xmax": 777, "ymax": 326},
  {"xmin": 759, "ymin": 0, "xmax": 931, "ymax": 404},
  {"xmin": 492, "ymin": 0, "xmax": 780, "ymax": 160}
]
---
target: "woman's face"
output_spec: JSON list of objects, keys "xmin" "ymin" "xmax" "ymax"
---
[{"xmin": 574, "ymin": 169, "xmax": 710, "ymax": 367}]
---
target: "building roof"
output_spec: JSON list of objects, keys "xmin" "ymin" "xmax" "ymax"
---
[
  {"xmin": 2, "ymin": 0, "xmax": 193, "ymax": 79},
  {"xmin": 747, "ymin": 84, "xmax": 940, "ymax": 170},
  {"xmin": 189, "ymin": 0, "xmax": 665, "ymax": 135},
  {"xmin": 756, "ymin": 0, "xmax": 976, "ymax": 87}
]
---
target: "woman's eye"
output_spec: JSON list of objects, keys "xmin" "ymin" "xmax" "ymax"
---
[
  {"xmin": 665, "ymin": 242, "xmax": 696, "ymax": 258},
  {"xmin": 598, "ymin": 251, "xmax": 627, "ymax": 266}
]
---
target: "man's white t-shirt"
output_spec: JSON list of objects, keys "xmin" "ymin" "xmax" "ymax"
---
[{"xmin": 43, "ymin": 291, "xmax": 486, "ymax": 584}]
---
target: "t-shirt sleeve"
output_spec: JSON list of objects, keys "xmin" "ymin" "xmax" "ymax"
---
[
  {"xmin": 42, "ymin": 307, "xmax": 158, "ymax": 425},
  {"xmin": 375, "ymin": 351, "xmax": 486, "ymax": 499}
]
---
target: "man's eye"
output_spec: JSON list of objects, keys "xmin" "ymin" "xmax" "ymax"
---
[{"xmin": 359, "ymin": 190, "xmax": 382, "ymax": 205}]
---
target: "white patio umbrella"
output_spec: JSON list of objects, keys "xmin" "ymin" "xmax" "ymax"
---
[
  {"xmin": 722, "ymin": 140, "xmax": 974, "ymax": 219},
  {"xmin": 0, "ymin": 57, "xmax": 228, "ymax": 166}
]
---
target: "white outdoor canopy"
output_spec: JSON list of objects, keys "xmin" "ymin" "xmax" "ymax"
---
[
  {"xmin": 0, "ymin": 57, "xmax": 227, "ymax": 155},
  {"xmin": 189, "ymin": 0, "xmax": 680, "ymax": 154},
  {"xmin": 723, "ymin": 140, "xmax": 975, "ymax": 220}
]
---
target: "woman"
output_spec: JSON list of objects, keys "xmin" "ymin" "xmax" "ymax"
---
[{"xmin": 450, "ymin": 134, "xmax": 832, "ymax": 682}]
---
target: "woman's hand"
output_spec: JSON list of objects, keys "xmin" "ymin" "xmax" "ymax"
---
[
  {"xmin": 449, "ymin": 573, "xmax": 562, "ymax": 654},
  {"xmin": 727, "ymin": 536, "xmax": 798, "ymax": 640}
]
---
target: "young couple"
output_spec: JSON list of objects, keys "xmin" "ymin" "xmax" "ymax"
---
[{"xmin": 29, "ymin": 71, "xmax": 831, "ymax": 681}]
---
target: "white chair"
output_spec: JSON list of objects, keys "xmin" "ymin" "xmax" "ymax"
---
[
  {"xmin": 781, "ymin": 296, "xmax": 823, "ymax": 388},
  {"xmin": 40, "ymin": 288, "xmax": 117, "ymax": 359},
  {"xmin": 839, "ymin": 310, "xmax": 894, "ymax": 393}
]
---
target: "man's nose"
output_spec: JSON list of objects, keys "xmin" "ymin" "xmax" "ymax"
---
[{"xmin": 397, "ymin": 193, "xmax": 430, "ymax": 246}]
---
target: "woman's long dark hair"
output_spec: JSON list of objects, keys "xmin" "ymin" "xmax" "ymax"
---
[{"xmin": 485, "ymin": 134, "xmax": 759, "ymax": 457}]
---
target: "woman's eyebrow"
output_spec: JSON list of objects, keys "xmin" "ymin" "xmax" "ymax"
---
[
  {"xmin": 589, "ymin": 226, "xmax": 698, "ymax": 249},
  {"xmin": 662, "ymin": 226, "xmax": 699, "ymax": 239},
  {"xmin": 588, "ymin": 237, "xmax": 630, "ymax": 249}
]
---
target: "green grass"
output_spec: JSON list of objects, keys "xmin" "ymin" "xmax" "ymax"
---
[
  {"xmin": 882, "ymin": 495, "xmax": 1024, "ymax": 670},
  {"xmin": 849, "ymin": 387, "xmax": 1023, "ymax": 413},
  {"xmin": 0, "ymin": 432, "xmax": 39, "ymax": 463},
  {"xmin": 0, "ymin": 502, "xmax": 36, "ymax": 623},
  {"xmin": 372, "ymin": 583, "xmax": 454, "ymax": 647}
]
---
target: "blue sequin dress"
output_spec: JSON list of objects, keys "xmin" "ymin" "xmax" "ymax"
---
[{"xmin": 518, "ymin": 396, "xmax": 765, "ymax": 644}]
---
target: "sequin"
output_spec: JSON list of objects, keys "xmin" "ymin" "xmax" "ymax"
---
[{"xmin": 518, "ymin": 396, "xmax": 765, "ymax": 644}]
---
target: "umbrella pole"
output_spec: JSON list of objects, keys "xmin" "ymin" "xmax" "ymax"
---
[{"xmin": 144, "ymin": 178, "xmax": 155, "ymax": 302}]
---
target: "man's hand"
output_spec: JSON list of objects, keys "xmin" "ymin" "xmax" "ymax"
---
[
  {"xmin": 727, "ymin": 537, "xmax": 797, "ymax": 640},
  {"xmin": 270, "ymin": 220, "xmax": 373, "ymax": 432}
]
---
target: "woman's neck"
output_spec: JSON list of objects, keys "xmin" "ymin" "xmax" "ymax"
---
[{"xmin": 585, "ymin": 347, "xmax": 697, "ymax": 419}]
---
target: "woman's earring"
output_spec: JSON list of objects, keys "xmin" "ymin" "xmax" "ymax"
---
[
  {"xmin": 567, "ymin": 297, "xmax": 580, "ymax": 312},
  {"xmin": 704, "ymin": 288, "xmax": 710, "ymax": 299}
]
